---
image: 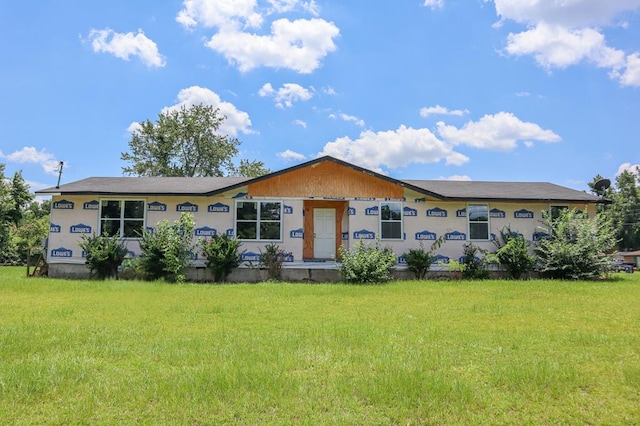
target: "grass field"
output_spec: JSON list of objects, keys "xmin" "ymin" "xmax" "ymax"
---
[{"xmin": 1, "ymin": 267, "xmax": 639, "ymax": 425}]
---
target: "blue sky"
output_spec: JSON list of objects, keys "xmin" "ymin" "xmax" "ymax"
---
[{"xmin": 1, "ymin": 0, "xmax": 639, "ymax": 193}]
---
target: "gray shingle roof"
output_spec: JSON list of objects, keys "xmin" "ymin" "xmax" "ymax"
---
[
  {"xmin": 403, "ymin": 180, "xmax": 600, "ymax": 202},
  {"xmin": 35, "ymin": 156, "xmax": 602, "ymax": 203},
  {"xmin": 36, "ymin": 176, "xmax": 251, "ymax": 196}
]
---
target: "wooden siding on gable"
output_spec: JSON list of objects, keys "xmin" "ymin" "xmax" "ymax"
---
[{"xmin": 248, "ymin": 160, "xmax": 403, "ymax": 199}]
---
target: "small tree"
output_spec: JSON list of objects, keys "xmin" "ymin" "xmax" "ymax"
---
[
  {"xmin": 139, "ymin": 213, "xmax": 196, "ymax": 282},
  {"xmin": 200, "ymin": 234, "xmax": 243, "ymax": 282},
  {"xmin": 402, "ymin": 237, "xmax": 445, "ymax": 279},
  {"xmin": 78, "ymin": 234, "xmax": 129, "ymax": 279},
  {"xmin": 259, "ymin": 242, "xmax": 291, "ymax": 281},
  {"xmin": 492, "ymin": 227, "xmax": 536, "ymax": 279},
  {"xmin": 337, "ymin": 240, "xmax": 396, "ymax": 284},
  {"xmin": 535, "ymin": 208, "xmax": 617, "ymax": 280},
  {"xmin": 461, "ymin": 243, "xmax": 490, "ymax": 279}
]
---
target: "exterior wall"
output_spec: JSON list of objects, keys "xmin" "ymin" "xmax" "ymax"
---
[{"xmin": 45, "ymin": 178, "xmax": 597, "ymax": 279}]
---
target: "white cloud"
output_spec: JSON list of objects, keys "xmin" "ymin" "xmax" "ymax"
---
[
  {"xmin": 293, "ymin": 119, "xmax": 307, "ymax": 128},
  {"xmin": 436, "ymin": 112, "xmax": 561, "ymax": 151},
  {"xmin": 423, "ymin": 0, "xmax": 444, "ymax": 10},
  {"xmin": 206, "ymin": 18, "xmax": 339, "ymax": 73},
  {"xmin": 420, "ymin": 105, "xmax": 469, "ymax": 118},
  {"xmin": 437, "ymin": 175, "xmax": 472, "ymax": 181},
  {"xmin": 176, "ymin": 0, "xmax": 320, "ymax": 29},
  {"xmin": 176, "ymin": 0, "xmax": 263, "ymax": 29},
  {"xmin": 492, "ymin": 0, "xmax": 640, "ymax": 28},
  {"xmin": 126, "ymin": 122, "xmax": 142, "ymax": 134},
  {"xmin": 177, "ymin": 0, "xmax": 339, "ymax": 73},
  {"xmin": 492, "ymin": 0, "xmax": 640, "ymax": 86},
  {"xmin": 616, "ymin": 162, "xmax": 640, "ymax": 176},
  {"xmin": 267, "ymin": 0, "xmax": 319, "ymax": 15},
  {"xmin": 258, "ymin": 82, "xmax": 314, "ymax": 108},
  {"xmin": 0, "ymin": 147, "xmax": 61, "ymax": 174},
  {"xmin": 505, "ymin": 23, "xmax": 625, "ymax": 70},
  {"xmin": 618, "ymin": 53, "xmax": 640, "ymax": 87},
  {"xmin": 161, "ymin": 86, "xmax": 253, "ymax": 137},
  {"xmin": 278, "ymin": 149, "xmax": 307, "ymax": 161},
  {"xmin": 319, "ymin": 125, "xmax": 469, "ymax": 173},
  {"xmin": 87, "ymin": 28, "xmax": 166, "ymax": 68},
  {"xmin": 329, "ymin": 113, "xmax": 365, "ymax": 127}
]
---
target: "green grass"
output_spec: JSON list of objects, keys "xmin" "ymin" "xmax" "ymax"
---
[{"xmin": 1, "ymin": 267, "xmax": 639, "ymax": 425}]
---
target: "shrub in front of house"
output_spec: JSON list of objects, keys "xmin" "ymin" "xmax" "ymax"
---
[
  {"xmin": 491, "ymin": 227, "xmax": 536, "ymax": 279},
  {"xmin": 200, "ymin": 234, "xmax": 244, "ymax": 282},
  {"xmin": 338, "ymin": 240, "xmax": 396, "ymax": 284},
  {"xmin": 461, "ymin": 242, "xmax": 490, "ymax": 279},
  {"xmin": 535, "ymin": 208, "xmax": 617, "ymax": 280},
  {"xmin": 402, "ymin": 237, "xmax": 445, "ymax": 280},
  {"xmin": 259, "ymin": 242, "xmax": 291, "ymax": 281},
  {"xmin": 78, "ymin": 233, "xmax": 128, "ymax": 280},
  {"xmin": 139, "ymin": 213, "xmax": 195, "ymax": 283}
]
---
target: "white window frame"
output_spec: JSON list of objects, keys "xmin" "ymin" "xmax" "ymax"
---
[
  {"xmin": 234, "ymin": 200, "xmax": 283, "ymax": 241},
  {"xmin": 99, "ymin": 198, "xmax": 146, "ymax": 239},
  {"xmin": 467, "ymin": 203, "xmax": 489, "ymax": 241},
  {"xmin": 380, "ymin": 201, "xmax": 403, "ymax": 240}
]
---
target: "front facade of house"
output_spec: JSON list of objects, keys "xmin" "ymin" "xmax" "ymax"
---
[{"xmin": 37, "ymin": 156, "xmax": 601, "ymax": 279}]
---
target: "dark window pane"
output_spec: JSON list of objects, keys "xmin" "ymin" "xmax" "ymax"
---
[
  {"xmin": 260, "ymin": 222, "xmax": 281, "ymax": 240},
  {"xmin": 381, "ymin": 204, "xmax": 391, "ymax": 220},
  {"xmin": 101, "ymin": 220, "xmax": 120, "ymax": 237},
  {"xmin": 237, "ymin": 222, "xmax": 257, "ymax": 240},
  {"xmin": 123, "ymin": 220, "xmax": 144, "ymax": 238},
  {"xmin": 468, "ymin": 205, "xmax": 488, "ymax": 222},
  {"xmin": 470, "ymin": 223, "xmax": 488, "ymax": 240},
  {"xmin": 381, "ymin": 203, "xmax": 401, "ymax": 221},
  {"xmin": 381, "ymin": 222, "xmax": 401, "ymax": 239},
  {"xmin": 260, "ymin": 202, "xmax": 281, "ymax": 221},
  {"xmin": 101, "ymin": 200, "xmax": 121, "ymax": 219},
  {"xmin": 237, "ymin": 202, "xmax": 257, "ymax": 220},
  {"xmin": 124, "ymin": 200, "xmax": 145, "ymax": 219},
  {"xmin": 550, "ymin": 205, "xmax": 568, "ymax": 220}
]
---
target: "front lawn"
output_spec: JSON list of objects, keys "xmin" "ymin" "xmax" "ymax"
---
[{"xmin": 1, "ymin": 267, "xmax": 638, "ymax": 424}]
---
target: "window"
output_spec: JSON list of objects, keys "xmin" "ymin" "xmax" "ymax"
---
[
  {"xmin": 100, "ymin": 199, "xmax": 145, "ymax": 238},
  {"xmin": 549, "ymin": 205, "xmax": 569, "ymax": 220},
  {"xmin": 468, "ymin": 204, "xmax": 489, "ymax": 240},
  {"xmin": 380, "ymin": 201, "xmax": 402, "ymax": 239},
  {"xmin": 235, "ymin": 201, "xmax": 282, "ymax": 240}
]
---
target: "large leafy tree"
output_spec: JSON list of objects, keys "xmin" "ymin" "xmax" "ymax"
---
[
  {"xmin": 121, "ymin": 104, "xmax": 269, "ymax": 177},
  {"xmin": 535, "ymin": 208, "xmax": 617, "ymax": 280},
  {"xmin": 0, "ymin": 165, "xmax": 44, "ymax": 265},
  {"xmin": 590, "ymin": 168, "xmax": 640, "ymax": 251}
]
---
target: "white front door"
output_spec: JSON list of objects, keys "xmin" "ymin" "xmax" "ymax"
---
[{"xmin": 314, "ymin": 208, "xmax": 336, "ymax": 259}]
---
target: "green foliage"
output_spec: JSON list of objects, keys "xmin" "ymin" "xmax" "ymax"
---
[
  {"xmin": 200, "ymin": 234, "xmax": 244, "ymax": 282},
  {"xmin": 121, "ymin": 104, "xmax": 268, "ymax": 178},
  {"xmin": 139, "ymin": 213, "xmax": 196, "ymax": 282},
  {"xmin": 590, "ymin": 169, "xmax": 640, "ymax": 251},
  {"xmin": 438, "ymin": 259, "xmax": 467, "ymax": 279},
  {"xmin": 78, "ymin": 234, "xmax": 129, "ymax": 280},
  {"xmin": 337, "ymin": 240, "xmax": 396, "ymax": 284},
  {"xmin": 402, "ymin": 237, "xmax": 444, "ymax": 279},
  {"xmin": 535, "ymin": 208, "xmax": 617, "ymax": 280},
  {"xmin": 460, "ymin": 243, "xmax": 490, "ymax": 279},
  {"xmin": 0, "ymin": 165, "xmax": 43, "ymax": 265},
  {"xmin": 491, "ymin": 227, "xmax": 536, "ymax": 279},
  {"xmin": 259, "ymin": 242, "xmax": 291, "ymax": 281},
  {"xmin": 118, "ymin": 257, "xmax": 145, "ymax": 280},
  {"xmin": 13, "ymin": 215, "xmax": 49, "ymax": 264}
]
